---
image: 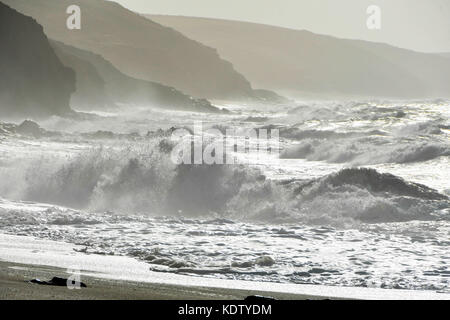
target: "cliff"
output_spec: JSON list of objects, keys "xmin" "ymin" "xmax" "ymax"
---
[
  {"xmin": 0, "ymin": 2, "xmax": 75, "ymax": 118},
  {"xmin": 3, "ymin": 0, "xmax": 278, "ymax": 102},
  {"xmin": 149, "ymin": 15, "xmax": 450, "ymax": 99},
  {"xmin": 51, "ymin": 40, "xmax": 222, "ymax": 113}
]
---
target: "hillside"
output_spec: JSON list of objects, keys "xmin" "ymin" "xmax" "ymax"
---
[
  {"xmin": 149, "ymin": 15, "xmax": 450, "ymax": 99},
  {"xmin": 0, "ymin": 2, "xmax": 75, "ymax": 118},
  {"xmin": 51, "ymin": 41, "xmax": 222, "ymax": 113},
  {"xmin": 3, "ymin": 0, "xmax": 280, "ymax": 102}
]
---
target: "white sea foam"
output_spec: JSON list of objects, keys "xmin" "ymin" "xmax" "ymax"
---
[{"xmin": 0, "ymin": 99, "xmax": 448, "ymax": 292}]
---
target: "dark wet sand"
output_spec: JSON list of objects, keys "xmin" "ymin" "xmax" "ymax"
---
[{"xmin": 0, "ymin": 261, "xmax": 330, "ymax": 300}]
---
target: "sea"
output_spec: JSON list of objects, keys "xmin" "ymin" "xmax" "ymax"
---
[{"xmin": 0, "ymin": 99, "xmax": 449, "ymax": 292}]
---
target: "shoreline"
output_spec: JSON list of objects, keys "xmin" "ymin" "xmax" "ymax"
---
[
  {"xmin": 0, "ymin": 261, "xmax": 318, "ymax": 300},
  {"xmin": 0, "ymin": 233, "xmax": 329, "ymax": 300},
  {"xmin": 0, "ymin": 233, "xmax": 449, "ymax": 300}
]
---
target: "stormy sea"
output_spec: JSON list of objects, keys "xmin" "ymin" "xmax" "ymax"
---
[{"xmin": 0, "ymin": 99, "xmax": 449, "ymax": 292}]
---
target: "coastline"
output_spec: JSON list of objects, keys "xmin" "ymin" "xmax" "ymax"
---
[
  {"xmin": 0, "ymin": 233, "xmax": 327, "ymax": 300},
  {"xmin": 0, "ymin": 233, "xmax": 448, "ymax": 300},
  {"xmin": 0, "ymin": 261, "xmax": 317, "ymax": 300}
]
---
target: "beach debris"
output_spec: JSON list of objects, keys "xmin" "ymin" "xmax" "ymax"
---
[
  {"xmin": 28, "ymin": 277, "xmax": 87, "ymax": 288},
  {"xmin": 244, "ymin": 295, "xmax": 276, "ymax": 302}
]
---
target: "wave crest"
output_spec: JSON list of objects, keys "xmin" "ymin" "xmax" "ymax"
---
[{"xmin": 1, "ymin": 144, "xmax": 447, "ymax": 225}]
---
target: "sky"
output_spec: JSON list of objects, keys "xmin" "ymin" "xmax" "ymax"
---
[{"xmin": 108, "ymin": 0, "xmax": 450, "ymax": 53}]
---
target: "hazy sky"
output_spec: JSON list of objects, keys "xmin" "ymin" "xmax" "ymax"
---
[{"xmin": 108, "ymin": 0, "xmax": 450, "ymax": 53}]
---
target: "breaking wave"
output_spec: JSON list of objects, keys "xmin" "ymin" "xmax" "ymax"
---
[
  {"xmin": 0, "ymin": 143, "xmax": 447, "ymax": 226},
  {"xmin": 279, "ymin": 101, "xmax": 450, "ymax": 166},
  {"xmin": 281, "ymin": 140, "xmax": 450, "ymax": 165}
]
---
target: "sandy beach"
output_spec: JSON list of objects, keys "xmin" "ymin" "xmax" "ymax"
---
[{"xmin": 0, "ymin": 260, "xmax": 323, "ymax": 300}]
